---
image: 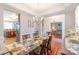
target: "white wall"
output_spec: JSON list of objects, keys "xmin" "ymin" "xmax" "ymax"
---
[
  {"xmin": 20, "ymin": 12, "xmax": 33, "ymax": 42},
  {"xmin": 65, "ymin": 11, "xmax": 75, "ymax": 34},
  {"xmin": 62, "ymin": 10, "xmax": 76, "ymax": 54}
]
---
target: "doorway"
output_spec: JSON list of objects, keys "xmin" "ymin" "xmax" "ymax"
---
[
  {"xmin": 51, "ymin": 22, "xmax": 62, "ymax": 38},
  {"xmin": 3, "ymin": 10, "xmax": 20, "ymax": 45}
]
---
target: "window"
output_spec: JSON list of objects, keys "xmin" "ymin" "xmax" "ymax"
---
[
  {"xmin": 4, "ymin": 10, "xmax": 18, "ymax": 30},
  {"xmin": 4, "ymin": 22, "xmax": 14, "ymax": 29}
]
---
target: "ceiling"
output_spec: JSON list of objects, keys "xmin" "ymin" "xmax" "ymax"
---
[{"xmin": 7, "ymin": 3, "xmax": 77, "ymax": 16}]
